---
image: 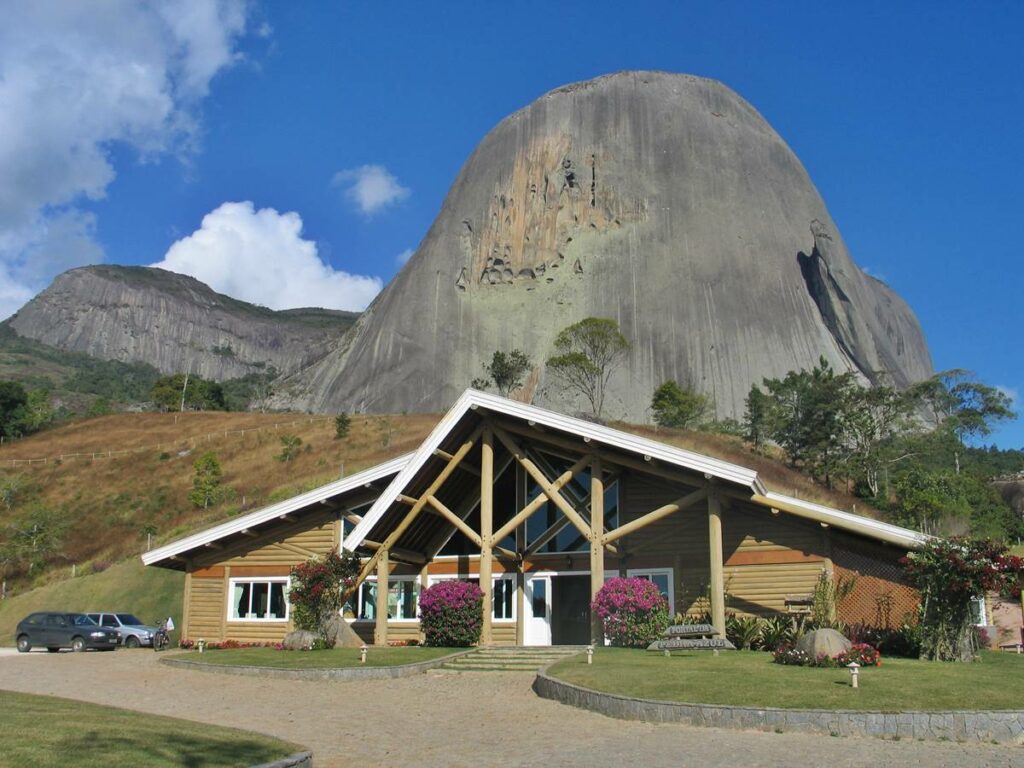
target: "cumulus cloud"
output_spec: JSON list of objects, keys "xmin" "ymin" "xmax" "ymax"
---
[
  {"xmin": 0, "ymin": 0, "xmax": 252, "ymax": 317},
  {"xmin": 332, "ymin": 165, "xmax": 410, "ymax": 215},
  {"xmin": 152, "ymin": 201, "xmax": 382, "ymax": 311},
  {"xmin": 396, "ymin": 248, "xmax": 415, "ymax": 266}
]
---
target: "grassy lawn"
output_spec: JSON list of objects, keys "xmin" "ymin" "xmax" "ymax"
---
[
  {"xmin": 548, "ymin": 647, "xmax": 1024, "ymax": 712},
  {"xmin": 178, "ymin": 645, "xmax": 461, "ymax": 668},
  {"xmin": 0, "ymin": 690, "xmax": 300, "ymax": 767}
]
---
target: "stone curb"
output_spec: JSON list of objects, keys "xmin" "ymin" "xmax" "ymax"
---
[
  {"xmin": 250, "ymin": 751, "xmax": 313, "ymax": 768},
  {"xmin": 160, "ymin": 648, "xmax": 475, "ymax": 681},
  {"xmin": 533, "ymin": 670, "xmax": 1024, "ymax": 744}
]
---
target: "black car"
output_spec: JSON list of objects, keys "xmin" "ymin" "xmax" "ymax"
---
[{"xmin": 15, "ymin": 612, "xmax": 120, "ymax": 653}]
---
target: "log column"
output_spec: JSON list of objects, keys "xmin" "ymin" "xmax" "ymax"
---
[
  {"xmin": 589, "ymin": 456, "xmax": 604, "ymax": 645},
  {"xmin": 419, "ymin": 561, "xmax": 430, "ymax": 644},
  {"xmin": 374, "ymin": 550, "xmax": 389, "ymax": 646},
  {"xmin": 515, "ymin": 464, "xmax": 526, "ymax": 646},
  {"xmin": 707, "ymin": 488, "xmax": 726, "ymax": 638},
  {"xmin": 479, "ymin": 427, "xmax": 494, "ymax": 645}
]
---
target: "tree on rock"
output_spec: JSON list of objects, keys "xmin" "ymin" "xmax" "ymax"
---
[
  {"xmin": 650, "ymin": 381, "xmax": 711, "ymax": 429},
  {"xmin": 547, "ymin": 318, "xmax": 629, "ymax": 419},
  {"xmin": 473, "ymin": 349, "xmax": 532, "ymax": 398}
]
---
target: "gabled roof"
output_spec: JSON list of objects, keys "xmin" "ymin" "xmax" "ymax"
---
[
  {"xmin": 345, "ymin": 389, "xmax": 928, "ymax": 553},
  {"xmin": 142, "ymin": 453, "xmax": 411, "ymax": 569},
  {"xmin": 345, "ymin": 390, "xmax": 768, "ymax": 550}
]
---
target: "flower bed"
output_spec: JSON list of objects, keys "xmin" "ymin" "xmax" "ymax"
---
[{"xmin": 772, "ymin": 642, "xmax": 881, "ymax": 668}]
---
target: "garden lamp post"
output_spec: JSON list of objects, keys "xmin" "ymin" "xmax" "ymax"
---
[
  {"xmin": 847, "ymin": 661, "xmax": 860, "ymax": 689},
  {"xmin": 360, "ymin": 643, "xmax": 368, "ymax": 664},
  {"xmin": 586, "ymin": 644, "xmax": 594, "ymax": 665}
]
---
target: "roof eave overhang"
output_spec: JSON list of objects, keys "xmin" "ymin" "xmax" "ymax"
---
[{"xmin": 142, "ymin": 453, "xmax": 412, "ymax": 569}]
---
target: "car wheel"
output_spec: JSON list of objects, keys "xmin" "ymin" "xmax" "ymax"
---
[
  {"xmin": 125, "ymin": 636, "xmax": 140, "ymax": 649},
  {"xmin": 16, "ymin": 635, "xmax": 31, "ymax": 653},
  {"xmin": 47, "ymin": 648, "xmax": 59, "ymax": 653},
  {"xmin": 71, "ymin": 636, "xmax": 86, "ymax": 653}
]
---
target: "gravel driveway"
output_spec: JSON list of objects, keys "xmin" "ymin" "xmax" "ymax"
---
[{"xmin": 1, "ymin": 651, "xmax": 1022, "ymax": 768}]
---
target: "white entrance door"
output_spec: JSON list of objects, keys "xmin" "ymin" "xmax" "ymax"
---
[{"xmin": 524, "ymin": 575, "xmax": 552, "ymax": 646}]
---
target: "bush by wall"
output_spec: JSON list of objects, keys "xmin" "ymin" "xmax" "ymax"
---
[
  {"xmin": 592, "ymin": 577, "xmax": 670, "ymax": 647},
  {"xmin": 418, "ymin": 580, "xmax": 483, "ymax": 647}
]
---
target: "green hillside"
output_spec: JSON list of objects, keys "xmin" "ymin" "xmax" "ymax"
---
[{"xmin": 0, "ymin": 559, "xmax": 183, "ymax": 646}]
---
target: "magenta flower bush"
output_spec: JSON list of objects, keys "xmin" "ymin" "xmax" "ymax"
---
[
  {"xmin": 419, "ymin": 580, "xmax": 483, "ymax": 647},
  {"xmin": 592, "ymin": 577, "xmax": 670, "ymax": 647}
]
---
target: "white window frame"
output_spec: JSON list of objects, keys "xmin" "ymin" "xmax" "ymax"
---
[
  {"xmin": 352, "ymin": 575, "xmax": 423, "ymax": 623},
  {"xmin": 227, "ymin": 577, "xmax": 290, "ymax": 623},
  {"xmin": 431, "ymin": 574, "xmax": 517, "ymax": 623}
]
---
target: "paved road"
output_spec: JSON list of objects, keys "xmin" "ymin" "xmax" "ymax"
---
[{"xmin": 1, "ymin": 651, "xmax": 1022, "ymax": 768}]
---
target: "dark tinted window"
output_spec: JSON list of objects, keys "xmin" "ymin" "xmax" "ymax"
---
[
  {"xmin": 101, "ymin": 615, "xmax": 118, "ymax": 627},
  {"xmin": 71, "ymin": 614, "xmax": 96, "ymax": 627},
  {"xmin": 23, "ymin": 614, "xmax": 44, "ymax": 626},
  {"xmin": 46, "ymin": 615, "xmax": 67, "ymax": 628}
]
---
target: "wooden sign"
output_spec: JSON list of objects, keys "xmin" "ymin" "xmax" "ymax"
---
[{"xmin": 665, "ymin": 623, "xmax": 716, "ymax": 637}]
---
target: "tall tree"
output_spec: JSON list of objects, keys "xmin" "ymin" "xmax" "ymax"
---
[
  {"xmin": 910, "ymin": 370, "xmax": 1016, "ymax": 472},
  {"xmin": 546, "ymin": 318, "xmax": 630, "ymax": 419},
  {"xmin": 0, "ymin": 381, "xmax": 28, "ymax": 438},
  {"xmin": 474, "ymin": 349, "xmax": 532, "ymax": 398}
]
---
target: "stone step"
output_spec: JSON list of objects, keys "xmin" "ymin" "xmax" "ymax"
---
[{"xmin": 445, "ymin": 658, "xmax": 554, "ymax": 667}]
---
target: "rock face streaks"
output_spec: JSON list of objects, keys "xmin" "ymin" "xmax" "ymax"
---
[
  {"xmin": 281, "ymin": 72, "xmax": 931, "ymax": 418},
  {"xmin": 6, "ymin": 266, "xmax": 356, "ymax": 381},
  {"xmin": 282, "ymin": 71, "xmax": 931, "ymax": 419}
]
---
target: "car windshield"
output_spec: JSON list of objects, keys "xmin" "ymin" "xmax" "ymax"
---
[
  {"xmin": 71, "ymin": 614, "xmax": 97, "ymax": 626},
  {"xmin": 116, "ymin": 614, "xmax": 144, "ymax": 625}
]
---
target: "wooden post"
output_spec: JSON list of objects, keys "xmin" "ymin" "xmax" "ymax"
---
[
  {"xmin": 181, "ymin": 570, "xmax": 193, "ymax": 640},
  {"xmin": 515, "ymin": 464, "xmax": 526, "ymax": 646},
  {"xmin": 479, "ymin": 427, "xmax": 494, "ymax": 645},
  {"xmin": 707, "ymin": 488, "xmax": 726, "ymax": 638},
  {"xmin": 220, "ymin": 566, "xmax": 230, "ymax": 642},
  {"xmin": 419, "ymin": 561, "xmax": 430, "ymax": 644},
  {"xmin": 374, "ymin": 551, "xmax": 389, "ymax": 646},
  {"xmin": 590, "ymin": 456, "xmax": 604, "ymax": 645}
]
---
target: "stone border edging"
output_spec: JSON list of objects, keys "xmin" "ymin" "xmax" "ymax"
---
[
  {"xmin": 533, "ymin": 670, "xmax": 1024, "ymax": 744},
  {"xmin": 250, "ymin": 751, "xmax": 313, "ymax": 768},
  {"xmin": 160, "ymin": 648, "xmax": 474, "ymax": 681}
]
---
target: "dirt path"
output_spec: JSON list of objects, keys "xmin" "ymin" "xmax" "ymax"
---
[{"xmin": 1, "ymin": 650, "xmax": 1022, "ymax": 768}]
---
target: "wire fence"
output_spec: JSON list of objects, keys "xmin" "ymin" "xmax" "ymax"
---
[{"xmin": 0, "ymin": 415, "xmax": 336, "ymax": 468}]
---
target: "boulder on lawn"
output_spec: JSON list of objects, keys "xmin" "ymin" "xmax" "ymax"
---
[
  {"xmin": 282, "ymin": 629, "xmax": 317, "ymax": 651},
  {"xmin": 324, "ymin": 615, "xmax": 365, "ymax": 649},
  {"xmin": 796, "ymin": 628, "xmax": 851, "ymax": 658}
]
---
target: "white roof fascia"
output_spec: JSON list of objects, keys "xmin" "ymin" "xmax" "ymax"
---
[
  {"xmin": 760, "ymin": 490, "xmax": 930, "ymax": 549},
  {"xmin": 142, "ymin": 453, "xmax": 412, "ymax": 567},
  {"xmin": 345, "ymin": 389, "xmax": 766, "ymax": 550}
]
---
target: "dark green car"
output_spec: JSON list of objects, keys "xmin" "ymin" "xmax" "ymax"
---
[{"xmin": 15, "ymin": 612, "xmax": 120, "ymax": 653}]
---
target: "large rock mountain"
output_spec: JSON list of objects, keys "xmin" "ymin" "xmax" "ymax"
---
[
  {"xmin": 6, "ymin": 266, "xmax": 356, "ymax": 381},
  {"xmin": 279, "ymin": 71, "xmax": 931, "ymax": 418}
]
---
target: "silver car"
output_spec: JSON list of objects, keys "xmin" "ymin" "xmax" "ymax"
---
[{"xmin": 86, "ymin": 612, "xmax": 158, "ymax": 648}]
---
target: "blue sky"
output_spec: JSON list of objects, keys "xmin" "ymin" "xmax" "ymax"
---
[{"xmin": 1, "ymin": 1, "xmax": 1021, "ymax": 447}]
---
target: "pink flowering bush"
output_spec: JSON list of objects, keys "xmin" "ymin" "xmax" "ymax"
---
[
  {"xmin": 419, "ymin": 580, "xmax": 483, "ymax": 647},
  {"xmin": 592, "ymin": 577, "xmax": 670, "ymax": 647}
]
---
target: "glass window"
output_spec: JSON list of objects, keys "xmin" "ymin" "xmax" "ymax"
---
[
  {"xmin": 493, "ymin": 578, "xmax": 514, "ymax": 620},
  {"xmin": 531, "ymin": 579, "xmax": 547, "ymax": 618},
  {"xmin": 230, "ymin": 579, "xmax": 289, "ymax": 621},
  {"xmin": 101, "ymin": 615, "xmax": 118, "ymax": 627},
  {"xmin": 970, "ymin": 596, "xmax": 987, "ymax": 625},
  {"xmin": 356, "ymin": 578, "xmax": 421, "ymax": 621}
]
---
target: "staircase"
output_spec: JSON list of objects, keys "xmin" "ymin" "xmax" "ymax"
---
[{"xmin": 438, "ymin": 645, "xmax": 585, "ymax": 673}]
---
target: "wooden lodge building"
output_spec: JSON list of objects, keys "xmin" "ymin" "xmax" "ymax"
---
[{"xmin": 143, "ymin": 390, "xmax": 928, "ymax": 647}]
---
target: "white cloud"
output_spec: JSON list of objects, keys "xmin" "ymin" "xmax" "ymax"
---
[
  {"xmin": 152, "ymin": 201, "xmax": 382, "ymax": 311},
  {"xmin": 332, "ymin": 165, "xmax": 410, "ymax": 215},
  {"xmin": 396, "ymin": 248, "xmax": 414, "ymax": 266},
  {"xmin": 0, "ymin": 0, "xmax": 252, "ymax": 318}
]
